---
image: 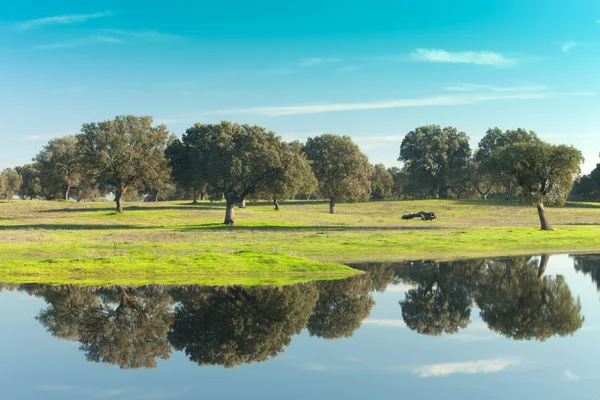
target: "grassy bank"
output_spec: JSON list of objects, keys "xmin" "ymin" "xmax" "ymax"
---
[
  {"xmin": 1, "ymin": 199, "xmax": 600, "ymax": 283},
  {"xmin": 0, "ymin": 251, "xmax": 360, "ymax": 286}
]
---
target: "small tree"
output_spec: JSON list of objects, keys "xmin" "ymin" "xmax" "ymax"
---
[
  {"xmin": 371, "ymin": 164, "xmax": 394, "ymax": 200},
  {"xmin": 303, "ymin": 134, "xmax": 372, "ymax": 214},
  {"xmin": 76, "ymin": 115, "xmax": 171, "ymax": 213},
  {"xmin": 34, "ymin": 136, "xmax": 82, "ymax": 200},
  {"xmin": 387, "ymin": 167, "xmax": 410, "ymax": 200},
  {"xmin": 187, "ymin": 121, "xmax": 288, "ymax": 225},
  {"xmin": 0, "ymin": 168, "xmax": 23, "ymax": 199},
  {"xmin": 15, "ymin": 164, "xmax": 42, "ymax": 199},
  {"xmin": 496, "ymin": 141, "xmax": 583, "ymax": 230},
  {"xmin": 257, "ymin": 141, "xmax": 317, "ymax": 210}
]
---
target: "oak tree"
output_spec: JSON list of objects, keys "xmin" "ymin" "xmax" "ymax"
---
[{"xmin": 303, "ymin": 134, "xmax": 372, "ymax": 214}]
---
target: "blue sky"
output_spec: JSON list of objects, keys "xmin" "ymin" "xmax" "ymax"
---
[{"xmin": 2, "ymin": 0, "xmax": 599, "ymax": 172}]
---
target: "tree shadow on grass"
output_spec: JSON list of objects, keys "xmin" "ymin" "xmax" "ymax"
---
[
  {"xmin": 0, "ymin": 224, "xmax": 149, "ymax": 230},
  {"xmin": 564, "ymin": 202, "xmax": 600, "ymax": 209},
  {"xmin": 40, "ymin": 204, "xmax": 228, "ymax": 213},
  {"xmin": 454, "ymin": 200, "xmax": 523, "ymax": 207},
  {"xmin": 179, "ymin": 223, "xmax": 445, "ymax": 232}
]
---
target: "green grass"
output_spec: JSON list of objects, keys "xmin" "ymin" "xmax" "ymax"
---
[
  {"xmin": 0, "ymin": 251, "xmax": 360, "ymax": 286},
  {"xmin": 2, "ymin": 199, "xmax": 600, "ymax": 284}
]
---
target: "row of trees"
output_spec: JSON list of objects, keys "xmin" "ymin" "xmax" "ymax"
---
[{"xmin": 1, "ymin": 116, "xmax": 584, "ymax": 229}]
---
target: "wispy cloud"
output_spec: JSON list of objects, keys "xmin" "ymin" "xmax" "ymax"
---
[
  {"xmin": 444, "ymin": 83, "xmax": 548, "ymax": 92},
  {"xmin": 411, "ymin": 48, "xmax": 517, "ymax": 66},
  {"xmin": 362, "ymin": 319, "xmax": 407, "ymax": 328},
  {"xmin": 98, "ymin": 29, "xmax": 182, "ymax": 42},
  {"xmin": 564, "ymin": 370, "xmax": 582, "ymax": 382},
  {"xmin": 415, "ymin": 357, "xmax": 521, "ymax": 378},
  {"xmin": 17, "ymin": 11, "xmax": 113, "ymax": 29},
  {"xmin": 562, "ymin": 41, "xmax": 578, "ymax": 53},
  {"xmin": 297, "ymin": 57, "xmax": 342, "ymax": 67},
  {"xmin": 212, "ymin": 88, "xmax": 592, "ymax": 117},
  {"xmin": 34, "ymin": 35, "xmax": 121, "ymax": 50}
]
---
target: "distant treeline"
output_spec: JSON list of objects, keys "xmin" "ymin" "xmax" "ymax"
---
[{"xmin": 0, "ymin": 115, "xmax": 589, "ymax": 229}]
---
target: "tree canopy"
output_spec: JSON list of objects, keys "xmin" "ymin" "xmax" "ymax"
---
[
  {"xmin": 399, "ymin": 125, "xmax": 471, "ymax": 199},
  {"xmin": 34, "ymin": 136, "xmax": 82, "ymax": 200},
  {"xmin": 308, "ymin": 275, "xmax": 375, "ymax": 339},
  {"xmin": 169, "ymin": 284, "xmax": 319, "ymax": 368},
  {"xmin": 476, "ymin": 128, "xmax": 541, "ymax": 200},
  {"xmin": 303, "ymin": 134, "xmax": 372, "ymax": 214},
  {"xmin": 76, "ymin": 115, "xmax": 171, "ymax": 212},
  {"xmin": 0, "ymin": 168, "xmax": 23, "ymax": 199},
  {"xmin": 256, "ymin": 140, "xmax": 317, "ymax": 210},
  {"xmin": 371, "ymin": 164, "xmax": 394, "ymax": 200},
  {"xmin": 495, "ymin": 141, "xmax": 583, "ymax": 230},
  {"xmin": 184, "ymin": 122, "xmax": 290, "ymax": 223}
]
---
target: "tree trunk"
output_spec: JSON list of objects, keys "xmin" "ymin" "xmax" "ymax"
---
[
  {"xmin": 192, "ymin": 188, "xmax": 198, "ymax": 204},
  {"xmin": 63, "ymin": 186, "xmax": 70, "ymax": 200},
  {"xmin": 538, "ymin": 254, "xmax": 550, "ymax": 281},
  {"xmin": 274, "ymin": 197, "xmax": 280, "ymax": 211},
  {"xmin": 307, "ymin": 194, "xmax": 311, "ymax": 200},
  {"xmin": 536, "ymin": 202, "xmax": 553, "ymax": 231},
  {"xmin": 481, "ymin": 193, "xmax": 488, "ymax": 200},
  {"xmin": 505, "ymin": 184, "xmax": 512, "ymax": 200},
  {"xmin": 155, "ymin": 192, "xmax": 159, "ymax": 202},
  {"xmin": 240, "ymin": 198, "xmax": 246, "ymax": 208},
  {"xmin": 224, "ymin": 198, "xmax": 235, "ymax": 225},
  {"xmin": 330, "ymin": 198, "xmax": 335, "ymax": 214},
  {"xmin": 200, "ymin": 192, "xmax": 206, "ymax": 201},
  {"xmin": 115, "ymin": 188, "xmax": 125, "ymax": 213}
]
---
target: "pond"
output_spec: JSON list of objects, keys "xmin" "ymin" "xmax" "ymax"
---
[{"xmin": 1, "ymin": 253, "xmax": 600, "ymax": 399}]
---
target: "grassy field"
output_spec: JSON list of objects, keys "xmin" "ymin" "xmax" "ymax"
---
[{"xmin": 1, "ymin": 199, "xmax": 600, "ymax": 284}]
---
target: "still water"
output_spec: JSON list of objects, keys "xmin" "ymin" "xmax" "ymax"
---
[{"xmin": 1, "ymin": 253, "xmax": 600, "ymax": 399}]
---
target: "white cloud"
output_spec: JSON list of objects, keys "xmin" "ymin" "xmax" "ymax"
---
[
  {"xmin": 99, "ymin": 29, "xmax": 182, "ymax": 42},
  {"xmin": 212, "ymin": 87, "xmax": 596, "ymax": 117},
  {"xmin": 444, "ymin": 83, "xmax": 548, "ymax": 92},
  {"xmin": 34, "ymin": 35, "xmax": 121, "ymax": 50},
  {"xmin": 298, "ymin": 57, "xmax": 342, "ymax": 67},
  {"xmin": 564, "ymin": 370, "xmax": 582, "ymax": 382},
  {"xmin": 212, "ymin": 90, "xmax": 567, "ymax": 117},
  {"xmin": 411, "ymin": 48, "xmax": 517, "ymax": 66},
  {"xmin": 17, "ymin": 11, "xmax": 113, "ymax": 29},
  {"xmin": 362, "ymin": 319, "xmax": 406, "ymax": 328},
  {"xmin": 415, "ymin": 357, "xmax": 520, "ymax": 377},
  {"xmin": 562, "ymin": 42, "xmax": 578, "ymax": 53}
]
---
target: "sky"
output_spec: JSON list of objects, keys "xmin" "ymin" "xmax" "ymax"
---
[{"xmin": 1, "ymin": 0, "xmax": 600, "ymax": 173}]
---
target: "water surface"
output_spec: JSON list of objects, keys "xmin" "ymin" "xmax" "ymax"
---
[{"xmin": 1, "ymin": 253, "xmax": 600, "ymax": 399}]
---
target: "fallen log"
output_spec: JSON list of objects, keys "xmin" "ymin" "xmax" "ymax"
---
[{"xmin": 402, "ymin": 211, "xmax": 437, "ymax": 221}]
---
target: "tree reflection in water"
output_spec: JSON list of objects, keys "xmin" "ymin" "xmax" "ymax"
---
[
  {"xmin": 2, "ymin": 254, "xmax": 592, "ymax": 370},
  {"xmin": 353, "ymin": 254, "xmax": 585, "ymax": 341},
  {"xmin": 8, "ymin": 274, "xmax": 374, "ymax": 369}
]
